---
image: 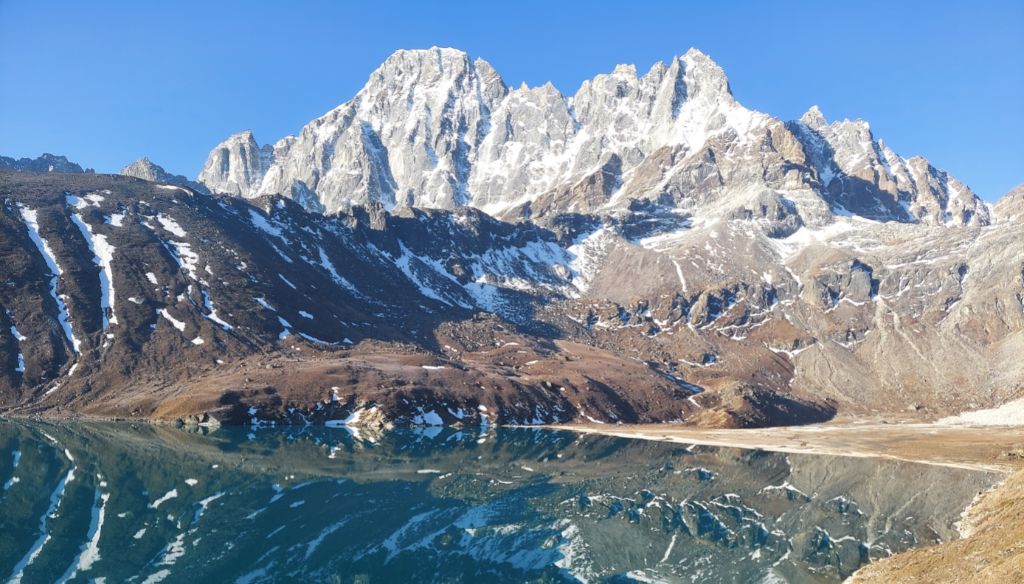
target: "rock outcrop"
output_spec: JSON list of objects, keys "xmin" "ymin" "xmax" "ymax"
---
[{"xmin": 120, "ymin": 157, "xmax": 210, "ymax": 194}]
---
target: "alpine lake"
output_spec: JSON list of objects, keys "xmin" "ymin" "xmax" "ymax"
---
[{"xmin": 0, "ymin": 420, "xmax": 998, "ymax": 583}]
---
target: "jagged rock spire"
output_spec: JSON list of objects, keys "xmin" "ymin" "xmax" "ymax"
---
[{"xmin": 197, "ymin": 48, "xmax": 988, "ymax": 227}]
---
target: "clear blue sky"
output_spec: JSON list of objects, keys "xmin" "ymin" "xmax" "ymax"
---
[{"xmin": 1, "ymin": 0, "xmax": 1021, "ymax": 200}]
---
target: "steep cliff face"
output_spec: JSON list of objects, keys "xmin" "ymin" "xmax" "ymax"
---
[
  {"xmin": 198, "ymin": 130, "xmax": 271, "ymax": 199},
  {"xmin": 197, "ymin": 47, "xmax": 989, "ymax": 230}
]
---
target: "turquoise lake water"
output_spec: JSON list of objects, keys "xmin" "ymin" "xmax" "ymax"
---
[{"xmin": 0, "ymin": 421, "xmax": 997, "ymax": 583}]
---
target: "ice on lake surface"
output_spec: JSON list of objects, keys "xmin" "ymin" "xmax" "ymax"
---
[{"xmin": 0, "ymin": 421, "xmax": 999, "ymax": 583}]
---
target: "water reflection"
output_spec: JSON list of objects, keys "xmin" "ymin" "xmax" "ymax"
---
[{"xmin": 0, "ymin": 421, "xmax": 998, "ymax": 583}]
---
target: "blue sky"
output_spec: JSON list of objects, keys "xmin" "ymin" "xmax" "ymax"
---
[{"xmin": 1, "ymin": 0, "xmax": 1021, "ymax": 200}]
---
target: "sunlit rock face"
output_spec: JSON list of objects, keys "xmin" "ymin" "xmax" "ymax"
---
[
  {"xmin": 198, "ymin": 130, "xmax": 271, "ymax": 198},
  {"xmin": 198, "ymin": 47, "xmax": 989, "ymax": 229},
  {"xmin": 121, "ymin": 157, "xmax": 209, "ymax": 194}
]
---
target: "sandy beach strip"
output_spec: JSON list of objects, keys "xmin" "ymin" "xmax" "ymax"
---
[{"xmin": 545, "ymin": 421, "xmax": 1024, "ymax": 473}]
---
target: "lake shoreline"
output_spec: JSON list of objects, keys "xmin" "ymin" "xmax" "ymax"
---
[
  {"xmin": 849, "ymin": 466, "xmax": 1024, "ymax": 583},
  {"xmin": 543, "ymin": 420, "xmax": 1024, "ymax": 473},
  {"xmin": 6, "ymin": 411, "xmax": 1023, "ymax": 473},
  {"xmin": 545, "ymin": 420, "xmax": 1024, "ymax": 584}
]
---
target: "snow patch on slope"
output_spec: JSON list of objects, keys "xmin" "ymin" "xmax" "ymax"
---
[
  {"xmin": 158, "ymin": 309, "xmax": 187, "ymax": 332},
  {"xmin": 318, "ymin": 246, "xmax": 363, "ymax": 297},
  {"xmin": 7, "ymin": 310, "xmax": 26, "ymax": 374},
  {"xmin": 163, "ymin": 239, "xmax": 201, "ymax": 281},
  {"xmin": 392, "ymin": 243, "xmax": 472, "ymax": 309},
  {"xmin": 156, "ymin": 213, "xmax": 187, "ymax": 237},
  {"xmin": 200, "ymin": 290, "xmax": 233, "ymax": 331},
  {"xmin": 69, "ymin": 213, "xmax": 118, "ymax": 328},
  {"xmin": 20, "ymin": 206, "xmax": 80, "ymax": 353},
  {"xmin": 567, "ymin": 227, "xmax": 613, "ymax": 294},
  {"xmin": 938, "ymin": 397, "xmax": 1024, "ymax": 427}
]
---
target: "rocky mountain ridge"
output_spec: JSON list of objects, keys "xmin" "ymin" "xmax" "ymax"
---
[
  {"xmin": 120, "ymin": 157, "xmax": 210, "ymax": 195},
  {"xmin": 0, "ymin": 170, "xmax": 1020, "ymax": 427},
  {"xmin": 0, "ymin": 153, "xmax": 92, "ymax": 174},
  {"xmin": 198, "ymin": 47, "xmax": 990, "ymax": 231}
]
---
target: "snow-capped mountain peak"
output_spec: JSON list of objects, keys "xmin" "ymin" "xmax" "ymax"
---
[
  {"xmin": 799, "ymin": 105, "xmax": 827, "ymax": 129},
  {"xmin": 198, "ymin": 48, "xmax": 989, "ymax": 228}
]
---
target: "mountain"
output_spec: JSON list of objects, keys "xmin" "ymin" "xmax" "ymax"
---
[
  {"xmin": 3, "ymin": 171, "xmax": 765, "ymax": 426},
  {"xmin": 994, "ymin": 183, "xmax": 1024, "ymax": 223},
  {"xmin": 0, "ymin": 48, "xmax": 1020, "ymax": 427},
  {"xmin": 1, "ymin": 167, "xmax": 1021, "ymax": 427},
  {"xmin": 0, "ymin": 153, "xmax": 91, "ymax": 174},
  {"xmin": 198, "ymin": 47, "xmax": 989, "ymax": 230},
  {"xmin": 120, "ymin": 157, "xmax": 210, "ymax": 194}
]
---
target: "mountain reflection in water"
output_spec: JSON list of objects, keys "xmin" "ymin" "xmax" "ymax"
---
[{"xmin": 0, "ymin": 421, "xmax": 998, "ymax": 583}]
